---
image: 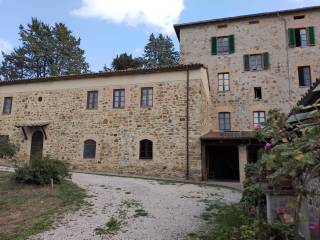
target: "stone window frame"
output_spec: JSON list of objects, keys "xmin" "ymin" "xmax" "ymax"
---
[
  {"xmin": 113, "ymin": 89, "xmax": 125, "ymax": 108},
  {"xmin": 253, "ymin": 111, "xmax": 266, "ymax": 127},
  {"xmin": 217, "ymin": 36, "xmax": 230, "ymax": 55},
  {"xmin": 83, "ymin": 139, "xmax": 96, "ymax": 159},
  {"xmin": 3, "ymin": 96, "xmax": 13, "ymax": 114},
  {"xmin": 86, "ymin": 91, "xmax": 98, "ymax": 110},
  {"xmin": 218, "ymin": 72, "xmax": 230, "ymax": 92},
  {"xmin": 218, "ymin": 112, "xmax": 231, "ymax": 131},
  {"xmin": 298, "ymin": 66, "xmax": 312, "ymax": 87},
  {"xmin": 141, "ymin": 87, "xmax": 153, "ymax": 108},
  {"xmin": 139, "ymin": 139, "xmax": 153, "ymax": 160}
]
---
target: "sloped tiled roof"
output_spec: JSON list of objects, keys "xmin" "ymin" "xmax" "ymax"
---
[{"xmin": 0, "ymin": 64, "xmax": 205, "ymax": 86}]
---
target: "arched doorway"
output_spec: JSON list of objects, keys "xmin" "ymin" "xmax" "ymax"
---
[{"xmin": 30, "ymin": 131, "xmax": 44, "ymax": 159}]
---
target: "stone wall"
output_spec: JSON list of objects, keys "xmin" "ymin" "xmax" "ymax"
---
[
  {"xmin": 179, "ymin": 10, "xmax": 320, "ymax": 131},
  {"xmin": 0, "ymin": 68, "xmax": 209, "ymax": 180}
]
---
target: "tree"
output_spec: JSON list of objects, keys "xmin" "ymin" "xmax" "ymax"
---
[
  {"xmin": 109, "ymin": 53, "xmax": 144, "ymax": 71},
  {"xmin": 143, "ymin": 33, "xmax": 179, "ymax": 68},
  {"xmin": 0, "ymin": 18, "xmax": 89, "ymax": 80}
]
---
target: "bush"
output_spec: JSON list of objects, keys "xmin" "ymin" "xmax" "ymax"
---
[
  {"xmin": 15, "ymin": 155, "xmax": 69, "ymax": 185},
  {"xmin": 0, "ymin": 137, "xmax": 17, "ymax": 158},
  {"xmin": 207, "ymin": 203, "xmax": 293, "ymax": 240}
]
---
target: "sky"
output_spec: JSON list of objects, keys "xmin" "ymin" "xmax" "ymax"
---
[{"xmin": 0, "ymin": 0, "xmax": 320, "ymax": 71}]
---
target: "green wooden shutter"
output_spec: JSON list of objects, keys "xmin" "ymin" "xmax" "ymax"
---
[
  {"xmin": 288, "ymin": 28, "xmax": 296, "ymax": 48},
  {"xmin": 211, "ymin": 37, "xmax": 217, "ymax": 55},
  {"xmin": 307, "ymin": 26, "xmax": 316, "ymax": 46},
  {"xmin": 263, "ymin": 52, "xmax": 269, "ymax": 70},
  {"xmin": 244, "ymin": 55, "xmax": 250, "ymax": 71},
  {"xmin": 228, "ymin": 35, "xmax": 235, "ymax": 54}
]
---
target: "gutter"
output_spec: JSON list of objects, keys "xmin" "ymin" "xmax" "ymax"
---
[
  {"xmin": 186, "ymin": 69, "xmax": 190, "ymax": 180},
  {"xmin": 278, "ymin": 13, "xmax": 292, "ymax": 101}
]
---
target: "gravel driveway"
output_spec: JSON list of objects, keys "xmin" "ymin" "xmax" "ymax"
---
[{"xmin": 30, "ymin": 173, "xmax": 241, "ymax": 240}]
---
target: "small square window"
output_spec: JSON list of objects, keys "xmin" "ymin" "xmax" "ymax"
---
[
  {"xmin": 254, "ymin": 87, "xmax": 262, "ymax": 100},
  {"xmin": 298, "ymin": 66, "xmax": 311, "ymax": 87},
  {"xmin": 3, "ymin": 97, "xmax": 12, "ymax": 114},
  {"xmin": 294, "ymin": 15, "xmax": 305, "ymax": 20}
]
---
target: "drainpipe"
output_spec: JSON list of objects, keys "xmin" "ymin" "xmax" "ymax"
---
[
  {"xmin": 278, "ymin": 13, "xmax": 292, "ymax": 101},
  {"xmin": 186, "ymin": 69, "xmax": 190, "ymax": 180}
]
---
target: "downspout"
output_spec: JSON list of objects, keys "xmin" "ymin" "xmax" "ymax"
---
[
  {"xmin": 278, "ymin": 13, "xmax": 292, "ymax": 101},
  {"xmin": 186, "ymin": 68, "xmax": 190, "ymax": 180}
]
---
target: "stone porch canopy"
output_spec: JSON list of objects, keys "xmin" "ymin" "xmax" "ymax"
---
[{"xmin": 15, "ymin": 121, "xmax": 50, "ymax": 140}]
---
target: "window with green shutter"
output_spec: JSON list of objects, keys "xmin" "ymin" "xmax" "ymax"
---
[
  {"xmin": 288, "ymin": 27, "xmax": 316, "ymax": 47},
  {"xmin": 244, "ymin": 55, "xmax": 250, "ymax": 71},
  {"xmin": 229, "ymin": 35, "xmax": 235, "ymax": 54},
  {"xmin": 263, "ymin": 52, "xmax": 269, "ymax": 70},
  {"xmin": 211, "ymin": 37, "xmax": 217, "ymax": 55},
  {"xmin": 307, "ymin": 26, "xmax": 316, "ymax": 46},
  {"xmin": 288, "ymin": 28, "xmax": 296, "ymax": 48},
  {"xmin": 244, "ymin": 53, "xmax": 269, "ymax": 71}
]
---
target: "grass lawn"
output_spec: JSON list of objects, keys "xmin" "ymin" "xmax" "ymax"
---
[{"xmin": 0, "ymin": 171, "xmax": 87, "ymax": 240}]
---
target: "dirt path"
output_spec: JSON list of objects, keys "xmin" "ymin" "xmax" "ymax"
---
[{"xmin": 30, "ymin": 173, "xmax": 241, "ymax": 240}]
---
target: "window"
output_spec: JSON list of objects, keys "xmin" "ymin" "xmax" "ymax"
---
[
  {"xmin": 249, "ymin": 20, "xmax": 260, "ymax": 24},
  {"xmin": 288, "ymin": 27, "xmax": 316, "ymax": 47},
  {"xmin": 244, "ymin": 53, "xmax": 269, "ymax": 71},
  {"xmin": 217, "ymin": 37, "xmax": 229, "ymax": 54},
  {"xmin": 83, "ymin": 140, "xmax": 96, "ymax": 159},
  {"xmin": 113, "ymin": 89, "xmax": 125, "ymax": 108},
  {"xmin": 254, "ymin": 87, "xmax": 262, "ymax": 100},
  {"xmin": 249, "ymin": 54, "xmax": 263, "ymax": 70},
  {"xmin": 139, "ymin": 139, "xmax": 153, "ymax": 159},
  {"xmin": 294, "ymin": 15, "xmax": 305, "ymax": 20},
  {"xmin": 3, "ymin": 97, "xmax": 12, "ymax": 114},
  {"xmin": 219, "ymin": 112, "xmax": 231, "ymax": 131},
  {"xmin": 211, "ymin": 35, "xmax": 235, "ymax": 55},
  {"xmin": 253, "ymin": 111, "xmax": 266, "ymax": 127},
  {"xmin": 141, "ymin": 87, "xmax": 153, "ymax": 107},
  {"xmin": 218, "ymin": 73, "xmax": 230, "ymax": 92},
  {"xmin": 87, "ymin": 91, "xmax": 98, "ymax": 109},
  {"xmin": 298, "ymin": 66, "xmax": 311, "ymax": 87},
  {"xmin": 217, "ymin": 24, "xmax": 228, "ymax": 28}
]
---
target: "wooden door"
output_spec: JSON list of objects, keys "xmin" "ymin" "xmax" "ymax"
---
[{"xmin": 30, "ymin": 131, "xmax": 44, "ymax": 159}]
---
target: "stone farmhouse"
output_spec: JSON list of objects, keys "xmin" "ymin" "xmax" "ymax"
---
[{"xmin": 1, "ymin": 6, "xmax": 320, "ymax": 182}]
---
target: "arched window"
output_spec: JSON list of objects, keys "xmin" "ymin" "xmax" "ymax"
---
[
  {"xmin": 139, "ymin": 139, "xmax": 153, "ymax": 159},
  {"xmin": 83, "ymin": 139, "xmax": 96, "ymax": 159}
]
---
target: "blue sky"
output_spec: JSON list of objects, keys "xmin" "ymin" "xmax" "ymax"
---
[{"xmin": 0, "ymin": 0, "xmax": 319, "ymax": 71}]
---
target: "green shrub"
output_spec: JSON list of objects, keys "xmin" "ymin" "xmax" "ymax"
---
[
  {"xmin": 241, "ymin": 178, "xmax": 263, "ymax": 208},
  {"xmin": 15, "ymin": 155, "xmax": 69, "ymax": 185},
  {"xmin": 207, "ymin": 202, "xmax": 293, "ymax": 240},
  {"xmin": 0, "ymin": 137, "xmax": 17, "ymax": 158}
]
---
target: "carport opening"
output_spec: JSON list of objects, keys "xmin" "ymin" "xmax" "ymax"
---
[{"xmin": 207, "ymin": 145, "xmax": 239, "ymax": 181}]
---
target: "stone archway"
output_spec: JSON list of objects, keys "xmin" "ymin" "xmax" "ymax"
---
[{"xmin": 30, "ymin": 131, "xmax": 44, "ymax": 159}]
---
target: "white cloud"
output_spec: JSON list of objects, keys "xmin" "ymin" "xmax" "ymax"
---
[
  {"xmin": 0, "ymin": 38, "xmax": 12, "ymax": 54},
  {"xmin": 287, "ymin": 0, "xmax": 320, "ymax": 6},
  {"xmin": 71, "ymin": 0, "xmax": 184, "ymax": 33}
]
